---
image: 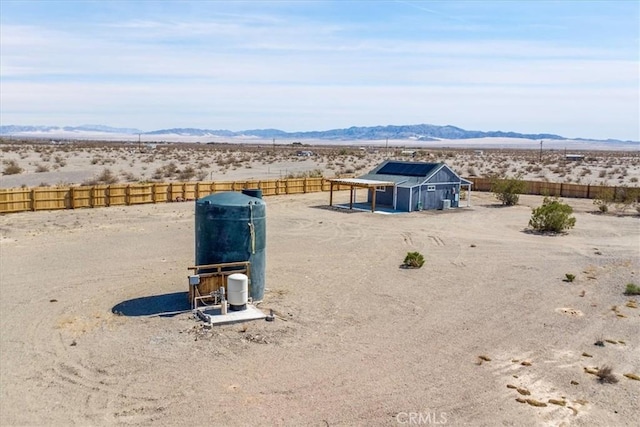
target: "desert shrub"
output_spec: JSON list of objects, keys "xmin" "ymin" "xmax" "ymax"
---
[
  {"xmin": 195, "ymin": 170, "xmax": 208, "ymax": 181},
  {"xmin": 593, "ymin": 187, "xmax": 614, "ymax": 213},
  {"xmin": 84, "ymin": 168, "xmax": 118, "ymax": 185},
  {"xmin": 120, "ymin": 171, "xmax": 138, "ymax": 182},
  {"xmin": 2, "ymin": 160, "xmax": 23, "ymax": 175},
  {"xmin": 613, "ymin": 186, "xmax": 640, "ymax": 213},
  {"xmin": 178, "ymin": 166, "xmax": 196, "ymax": 181},
  {"xmin": 491, "ymin": 175, "xmax": 526, "ymax": 206},
  {"xmin": 161, "ymin": 162, "xmax": 179, "ymax": 177},
  {"xmin": 624, "ymin": 283, "xmax": 640, "ymax": 295},
  {"xmin": 528, "ymin": 197, "xmax": 576, "ymax": 233},
  {"xmin": 596, "ymin": 366, "xmax": 618, "ymax": 384},
  {"xmin": 403, "ymin": 251, "xmax": 425, "ymax": 268},
  {"xmin": 53, "ymin": 155, "xmax": 66, "ymax": 167},
  {"xmin": 35, "ymin": 163, "xmax": 50, "ymax": 173},
  {"xmin": 565, "ymin": 274, "xmax": 576, "ymax": 282}
]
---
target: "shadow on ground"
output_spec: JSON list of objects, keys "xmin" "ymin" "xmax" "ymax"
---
[
  {"xmin": 112, "ymin": 292, "xmax": 190, "ymax": 317},
  {"xmin": 309, "ymin": 204, "xmax": 365, "ymax": 214}
]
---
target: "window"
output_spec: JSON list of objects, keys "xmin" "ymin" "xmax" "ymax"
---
[{"xmin": 427, "ymin": 185, "xmax": 436, "ymax": 191}]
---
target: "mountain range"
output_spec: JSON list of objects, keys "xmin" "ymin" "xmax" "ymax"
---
[{"xmin": 0, "ymin": 123, "xmax": 631, "ymax": 143}]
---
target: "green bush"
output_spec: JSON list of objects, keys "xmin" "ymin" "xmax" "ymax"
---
[
  {"xmin": 529, "ymin": 197, "xmax": 576, "ymax": 233},
  {"xmin": 403, "ymin": 251, "xmax": 425, "ymax": 268},
  {"xmin": 624, "ymin": 283, "xmax": 640, "ymax": 295},
  {"xmin": 491, "ymin": 175, "xmax": 526, "ymax": 206},
  {"xmin": 565, "ymin": 273, "xmax": 576, "ymax": 282},
  {"xmin": 593, "ymin": 187, "xmax": 614, "ymax": 213}
]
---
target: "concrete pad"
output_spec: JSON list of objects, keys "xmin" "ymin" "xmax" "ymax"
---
[{"xmin": 200, "ymin": 304, "xmax": 266, "ymax": 325}]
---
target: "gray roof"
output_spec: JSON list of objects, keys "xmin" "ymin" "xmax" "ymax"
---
[
  {"xmin": 358, "ymin": 160, "xmax": 472, "ymax": 188},
  {"xmin": 358, "ymin": 173, "xmax": 423, "ymax": 188}
]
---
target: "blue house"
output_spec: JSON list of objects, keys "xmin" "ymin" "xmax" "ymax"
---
[{"xmin": 329, "ymin": 160, "xmax": 472, "ymax": 212}]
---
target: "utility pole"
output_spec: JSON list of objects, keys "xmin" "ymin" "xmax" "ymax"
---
[
  {"xmin": 386, "ymin": 138, "xmax": 389, "ymax": 158},
  {"xmin": 539, "ymin": 140, "xmax": 543, "ymax": 161}
]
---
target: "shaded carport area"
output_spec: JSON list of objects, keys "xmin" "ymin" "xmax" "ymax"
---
[{"xmin": 327, "ymin": 178, "xmax": 396, "ymax": 213}]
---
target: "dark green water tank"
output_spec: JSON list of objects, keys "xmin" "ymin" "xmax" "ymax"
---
[{"xmin": 195, "ymin": 191, "xmax": 266, "ymax": 301}]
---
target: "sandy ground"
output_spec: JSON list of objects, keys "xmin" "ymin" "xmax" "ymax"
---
[
  {"xmin": 1, "ymin": 139, "xmax": 639, "ymax": 189},
  {"xmin": 1, "ymin": 189, "xmax": 639, "ymax": 426}
]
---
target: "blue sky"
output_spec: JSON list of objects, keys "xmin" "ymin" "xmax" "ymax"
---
[{"xmin": 1, "ymin": 0, "xmax": 638, "ymax": 140}]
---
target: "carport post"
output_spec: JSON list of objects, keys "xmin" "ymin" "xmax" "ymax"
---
[
  {"xmin": 349, "ymin": 186, "xmax": 354, "ymax": 210},
  {"xmin": 371, "ymin": 187, "xmax": 377, "ymax": 212},
  {"xmin": 329, "ymin": 182, "xmax": 334, "ymax": 207}
]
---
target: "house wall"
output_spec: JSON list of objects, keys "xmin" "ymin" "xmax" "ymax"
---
[
  {"xmin": 367, "ymin": 186, "xmax": 394, "ymax": 206},
  {"xmin": 421, "ymin": 166, "xmax": 463, "ymax": 209},
  {"xmin": 396, "ymin": 187, "xmax": 411, "ymax": 212},
  {"xmin": 420, "ymin": 183, "xmax": 460, "ymax": 209},
  {"xmin": 428, "ymin": 166, "xmax": 460, "ymax": 184}
]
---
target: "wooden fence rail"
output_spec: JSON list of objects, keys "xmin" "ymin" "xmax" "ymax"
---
[
  {"xmin": 0, "ymin": 177, "xmax": 634, "ymax": 214},
  {"xmin": 0, "ymin": 177, "xmax": 344, "ymax": 214}
]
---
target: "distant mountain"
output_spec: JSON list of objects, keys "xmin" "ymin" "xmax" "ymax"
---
[
  {"xmin": 143, "ymin": 128, "xmax": 235, "ymax": 137},
  {"xmin": 144, "ymin": 124, "xmax": 566, "ymax": 141},
  {"xmin": 68, "ymin": 124, "xmax": 143, "ymax": 134},
  {"xmin": 1, "ymin": 123, "xmax": 618, "ymax": 141}
]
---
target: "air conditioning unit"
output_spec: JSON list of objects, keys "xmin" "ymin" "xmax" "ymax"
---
[{"xmin": 440, "ymin": 200, "xmax": 451, "ymax": 210}]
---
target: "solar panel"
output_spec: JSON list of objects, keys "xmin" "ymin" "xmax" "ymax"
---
[{"xmin": 376, "ymin": 162, "xmax": 439, "ymax": 177}]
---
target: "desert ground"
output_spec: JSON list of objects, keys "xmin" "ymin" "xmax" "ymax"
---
[
  {"xmin": 1, "ymin": 138, "xmax": 639, "ymax": 426},
  {"xmin": 1, "ymin": 185, "xmax": 639, "ymax": 425},
  {"xmin": 1, "ymin": 138, "xmax": 639, "ymax": 190}
]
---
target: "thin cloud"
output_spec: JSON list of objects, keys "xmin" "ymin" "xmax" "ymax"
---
[{"xmin": 0, "ymin": 1, "xmax": 637, "ymax": 140}]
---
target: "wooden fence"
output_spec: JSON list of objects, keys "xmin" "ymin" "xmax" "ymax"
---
[
  {"xmin": 465, "ymin": 178, "xmax": 625, "ymax": 200},
  {"xmin": 0, "ymin": 177, "xmax": 634, "ymax": 214},
  {"xmin": 0, "ymin": 177, "xmax": 345, "ymax": 214}
]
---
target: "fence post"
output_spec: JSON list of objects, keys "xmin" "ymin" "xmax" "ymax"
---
[
  {"xmin": 125, "ymin": 185, "xmax": 131, "ymax": 205},
  {"xmin": 303, "ymin": 177, "xmax": 308, "ymax": 193},
  {"xmin": 587, "ymin": 184, "xmax": 590, "ymax": 199},
  {"xmin": 31, "ymin": 188, "xmax": 37, "ymax": 211},
  {"xmin": 560, "ymin": 183, "xmax": 563, "ymax": 197},
  {"xmin": 69, "ymin": 187, "xmax": 75, "ymax": 209}
]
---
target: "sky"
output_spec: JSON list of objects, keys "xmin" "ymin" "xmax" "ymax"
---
[{"xmin": 0, "ymin": 0, "xmax": 638, "ymax": 141}]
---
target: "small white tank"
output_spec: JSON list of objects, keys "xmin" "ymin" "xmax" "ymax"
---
[{"xmin": 227, "ymin": 273, "xmax": 248, "ymax": 311}]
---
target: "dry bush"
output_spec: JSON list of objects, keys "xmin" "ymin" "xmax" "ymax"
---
[
  {"xmin": 53, "ymin": 155, "xmax": 67, "ymax": 167},
  {"xmin": 35, "ymin": 163, "xmax": 50, "ymax": 173},
  {"xmin": 596, "ymin": 365, "xmax": 618, "ymax": 384},
  {"xmin": 83, "ymin": 168, "xmax": 118, "ymax": 185},
  {"xmin": 2, "ymin": 160, "xmax": 23, "ymax": 175},
  {"xmin": 178, "ymin": 166, "xmax": 196, "ymax": 181},
  {"xmin": 120, "ymin": 171, "xmax": 138, "ymax": 182}
]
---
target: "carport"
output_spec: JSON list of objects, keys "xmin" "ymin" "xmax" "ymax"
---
[{"xmin": 327, "ymin": 178, "xmax": 396, "ymax": 212}]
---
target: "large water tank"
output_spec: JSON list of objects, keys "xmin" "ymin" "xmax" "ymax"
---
[{"xmin": 195, "ymin": 191, "xmax": 266, "ymax": 301}]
